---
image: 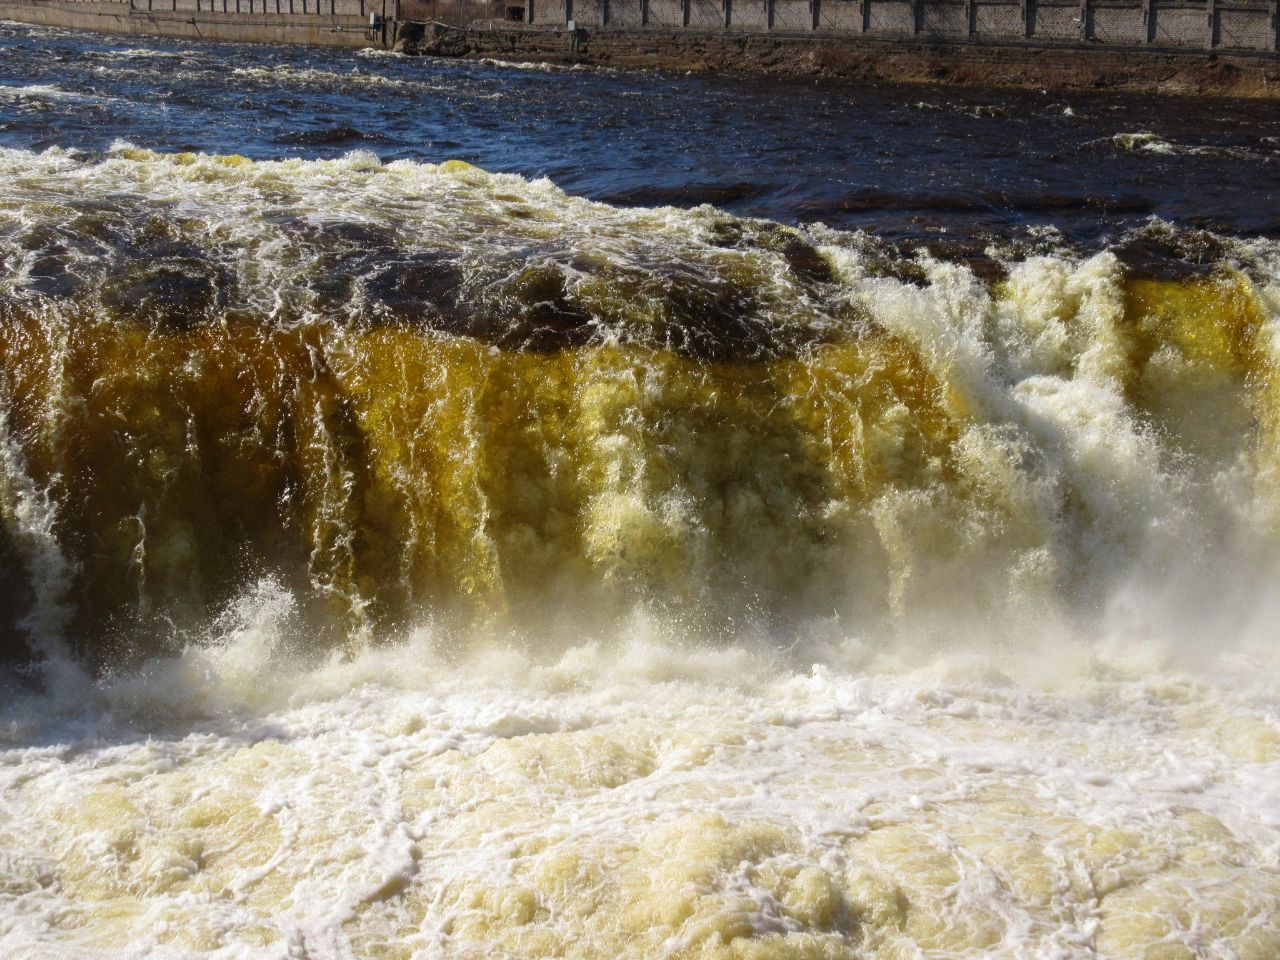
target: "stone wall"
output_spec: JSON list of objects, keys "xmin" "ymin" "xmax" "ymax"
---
[
  {"xmin": 0, "ymin": 0, "xmax": 376, "ymax": 43},
  {"xmin": 435, "ymin": 21, "xmax": 1280, "ymax": 96},
  {"xmin": 2, "ymin": 0, "xmax": 1276, "ymax": 66},
  {"xmin": 400, "ymin": 0, "xmax": 505, "ymax": 22},
  {"xmin": 528, "ymin": 0, "xmax": 1278, "ymax": 53}
]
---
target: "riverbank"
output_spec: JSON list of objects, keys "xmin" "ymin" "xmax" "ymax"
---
[{"xmin": 406, "ymin": 24, "xmax": 1280, "ymax": 97}]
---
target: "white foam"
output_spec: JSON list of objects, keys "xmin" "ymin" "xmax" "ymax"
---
[{"xmin": 0, "ymin": 148, "xmax": 1277, "ymax": 957}]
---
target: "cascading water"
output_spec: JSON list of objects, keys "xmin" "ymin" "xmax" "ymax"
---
[
  {"xmin": 1, "ymin": 147, "xmax": 1277, "ymax": 659},
  {"xmin": 1, "ymin": 25, "xmax": 1279, "ymax": 960},
  {"xmin": 1, "ymin": 145, "xmax": 1278, "ymax": 960}
]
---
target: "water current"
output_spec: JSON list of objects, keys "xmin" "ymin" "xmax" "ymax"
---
[{"xmin": 1, "ymin": 20, "xmax": 1279, "ymax": 960}]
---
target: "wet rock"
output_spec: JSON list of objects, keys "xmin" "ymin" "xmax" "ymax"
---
[
  {"xmin": 480, "ymin": 262, "xmax": 597, "ymax": 352},
  {"xmin": 0, "ymin": 525, "xmax": 34, "ymax": 667},
  {"xmin": 1110, "ymin": 228, "xmax": 1230, "ymax": 281},
  {"xmin": 704, "ymin": 219, "xmax": 835, "ymax": 287},
  {"xmin": 779, "ymin": 235, "xmax": 835, "ymax": 286},
  {"xmin": 397, "ymin": 22, "xmax": 469, "ymax": 57},
  {"xmin": 99, "ymin": 257, "xmax": 230, "ymax": 332},
  {"xmin": 364, "ymin": 252, "xmax": 469, "ymax": 326}
]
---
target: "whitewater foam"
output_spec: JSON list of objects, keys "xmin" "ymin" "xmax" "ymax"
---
[
  {"xmin": 1, "ymin": 597, "xmax": 1278, "ymax": 959},
  {"xmin": 0, "ymin": 146, "xmax": 1278, "ymax": 958}
]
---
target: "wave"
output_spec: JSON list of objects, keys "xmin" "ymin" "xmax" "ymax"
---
[
  {"xmin": 473, "ymin": 57, "xmax": 618, "ymax": 73},
  {"xmin": 85, "ymin": 46, "xmax": 187, "ymax": 60},
  {"xmin": 0, "ymin": 83, "xmax": 97, "ymax": 101},
  {"xmin": 231, "ymin": 64, "xmax": 417, "ymax": 90},
  {"xmin": 913, "ymin": 101, "xmax": 1011, "ymax": 119},
  {"xmin": 1090, "ymin": 130, "xmax": 1267, "ymax": 161}
]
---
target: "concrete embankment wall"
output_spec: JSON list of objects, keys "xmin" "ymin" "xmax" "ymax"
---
[
  {"xmin": 3, "ymin": 0, "xmax": 1277, "ymax": 96},
  {"xmin": 443, "ymin": 25, "xmax": 1280, "ymax": 95},
  {"xmin": 526, "ymin": 0, "xmax": 1279, "ymax": 55},
  {"xmin": 0, "ymin": 0, "xmax": 384, "ymax": 46},
  {"xmin": 400, "ymin": 0, "xmax": 508, "ymax": 24}
]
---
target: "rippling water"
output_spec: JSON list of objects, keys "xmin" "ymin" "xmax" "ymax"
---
[
  {"xmin": 1, "ymin": 21, "xmax": 1279, "ymax": 960},
  {"xmin": 3, "ymin": 21, "xmax": 1280, "ymax": 246}
]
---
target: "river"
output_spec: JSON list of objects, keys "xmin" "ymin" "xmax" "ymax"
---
[{"xmin": 1, "ymin": 20, "xmax": 1279, "ymax": 960}]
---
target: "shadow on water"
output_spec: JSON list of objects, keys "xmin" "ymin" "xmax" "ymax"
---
[{"xmin": 0, "ymin": 522, "xmax": 34, "ymax": 667}]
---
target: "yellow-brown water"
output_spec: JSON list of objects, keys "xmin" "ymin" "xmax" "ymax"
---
[{"xmin": 1, "ymin": 146, "xmax": 1279, "ymax": 959}]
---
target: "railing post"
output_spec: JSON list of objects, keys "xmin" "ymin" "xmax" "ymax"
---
[
  {"xmin": 641, "ymin": 0, "xmax": 648, "ymax": 24},
  {"xmin": 1141, "ymin": 0, "xmax": 1153, "ymax": 42},
  {"xmin": 724, "ymin": 0, "xmax": 731, "ymax": 27},
  {"xmin": 602, "ymin": 0, "xmax": 609, "ymax": 24},
  {"xmin": 1079, "ymin": 0, "xmax": 1088, "ymax": 40},
  {"xmin": 767, "ymin": 0, "xmax": 774, "ymax": 27},
  {"xmin": 860, "ymin": 0, "xmax": 869, "ymax": 30},
  {"xmin": 1206, "ymin": 0, "xmax": 1217, "ymax": 48},
  {"xmin": 965, "ymin": 0, "xmax": 975, "ymax": 37},
  {"xmin": 1273, "ymin": 0, "xmax": 1279, "ymax": 52},
  {"xmin": 811, "ymin": 0, "xmax": 818, "ymax": 28},
  {"xmin": 682, "ymin": 0, "xmax": 689, "ymax": 25}
]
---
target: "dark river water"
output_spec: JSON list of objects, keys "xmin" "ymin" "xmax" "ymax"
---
[{"xmin": 2, "ymin": 19, "xmax": 1279, "ymax": 250}]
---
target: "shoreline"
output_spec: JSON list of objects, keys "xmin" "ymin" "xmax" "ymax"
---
[{"xmin": 405, "ymin": 26, "xmax": 1280, "ymax": 98}]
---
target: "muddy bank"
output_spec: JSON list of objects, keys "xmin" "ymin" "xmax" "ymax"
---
[{"xmin": 404, "ymin": 25, "xmax": 1280, "ymax": 98}]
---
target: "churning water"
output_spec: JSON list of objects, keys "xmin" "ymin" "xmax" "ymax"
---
[{"xmin": 1, "ymin": 21, "xmax": 1279, "ymax": 960}]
